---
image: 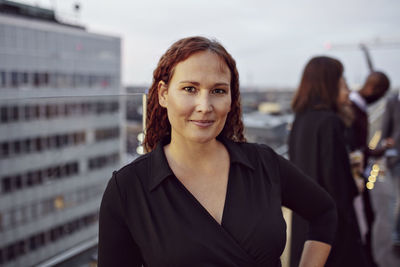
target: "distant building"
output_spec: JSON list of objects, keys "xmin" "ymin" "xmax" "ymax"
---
[
  {"xmin": 124, "ymin": 85, "xmax": 147, "ymax": 162},
  {"xmin": 0, "ymin": 1, "xmax": 121, "ymax": 266}
]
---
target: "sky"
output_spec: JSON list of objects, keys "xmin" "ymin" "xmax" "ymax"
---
[{"xmin": 15, "ymin": 0, "xmax": 400, "ymax": 89}]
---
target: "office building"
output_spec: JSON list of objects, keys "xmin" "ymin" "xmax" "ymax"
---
[{"xmin": 0, "ymin": 1, "xmax": 122, "ymax": 266}]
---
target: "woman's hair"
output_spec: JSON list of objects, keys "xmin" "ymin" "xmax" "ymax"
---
[
  {"xmin": 144, "ymin": 36, "xmax": 246, "ymax": 151},
  {"xmin": 292, "ymin": 56, "xmax": 344, "ymax": 113}
]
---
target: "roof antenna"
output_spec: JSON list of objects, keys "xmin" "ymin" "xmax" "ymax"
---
[
  {"xmin": 73, "ymin": 2, "xmax": 81, "ymax": 23},
  {"xmin": 359, "ymin": 43, "xmax": 374, "ymax": 73}
]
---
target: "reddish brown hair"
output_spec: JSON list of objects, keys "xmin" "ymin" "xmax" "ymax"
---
[
  {"xmin": 292, "ymin": 56, "xmax": 344, "ymax": 113},
  {"xmin": 144, "ymin": 36, "xmax": 246, "ymax": 151}
]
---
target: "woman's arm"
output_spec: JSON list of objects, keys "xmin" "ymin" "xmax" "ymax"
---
[
  {"xmin": 98, "ymin": 173, "xmax": 143, "ymax": 267},
  {"xmin": 278, "ymin": 154, "xmax": 337, "ymax": 266},
  {"xmin": 299, "ymin": 240, "xmax": 331, "ymax": 267}
]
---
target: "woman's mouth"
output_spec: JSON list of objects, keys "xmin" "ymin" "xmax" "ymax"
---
[{"xmin": 190, "ymin": 120, "xmax": 214, "ymax": 127}]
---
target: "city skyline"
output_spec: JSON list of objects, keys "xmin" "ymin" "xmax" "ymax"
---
[{"xmin": 13, "ymin": 0, "xmax": 400, "ymax": 89}]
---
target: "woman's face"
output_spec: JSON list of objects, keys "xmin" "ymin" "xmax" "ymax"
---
[
  {"xmin": 158, "ymin": 51, "xmax": 232, "ymax": 144},
  {"xmin": 337, "ymin": 76, "xmax": 350, "ymax": 107}
]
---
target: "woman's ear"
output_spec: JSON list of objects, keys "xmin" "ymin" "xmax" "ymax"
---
[{"xmin": 158, "ymin": 81, "xmax": 168, "ymax": 108}]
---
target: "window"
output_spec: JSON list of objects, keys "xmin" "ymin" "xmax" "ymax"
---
[
  {"xmin": 61, "ymin": 134, "xmax": 69, "ymax": 146},
  {"xmin": 34, "ymin": 137, "xmax": 43, "ymax": 151},
  {"xmin": 11, "ymin": 71, "xmax": 18, "ymax": 87},
  {"xmin": 55, "ymin": 135, "xmax": 61, "ymax": 148},
  {"xmin": 1, "ymin": 142, "xmax": 10, "ymax": 157},
  {"xmin": 11, "ymin": 106, "xmax": 18, "ymax": 121},
  {"xmin": 24, "ymin": 105, "xmax": 32, "ymax": 120},
  {"xmin": 0, "ymin": 106, "xmax": 7, "ymax": 123},
  {"xmin": 43, "ymin": 73, "xmax": 49, "ymax": 86},
  {"xmin": 37, "ymin": 233, "xmax": 46, "ymax": 247},
  {"xmin": 89, "ymin": 75, "xmax": 96, "ymax": 87},
  {"xmin": 5, "ymin": 244, "xmax": 16, "ymax": 262},
  {"xmin": 23, "ymin": 138, "xmax": 31, "ymax": 153},
  {"xmin": 45, "ymin": 136, "xmax": 54, "ymax": 150},
  {"xmin": 16, "ymin": 241, "xmax": 26, "ymax": 257},
  {"xmin": 34, "ymin": 105, "xmax": 40, "ymax": 119},
  {"xmin": 2, "ymin": 176, "xmax": 12, "ymax": 193},
  {"xmin": 28, "ymin": 235, "xmax": 37, "ymax": 251},
  {"xmin": 30, "ymin": 203, "xmax": 39, "ymax": 220},
  {"xmin": 111, "ymin": 101, "xmax": 119, "ymax": 112},
  {"xmin": 22, "ymin": 72, "xmax": 29, "ymax": 85},
  {"xmin": 14, "ymin": 175, "xmax": 22, "ymax": 190},
  {"xmin": 88, "ymin": 152, "xmax": 119, "ymax": 170},
  {"xmin": 74, "ymin": 132, "xmax": 86, "ymax": 144},
  {"xmin": 96, "ymin": 102, "xmax": 105, "ymax": 114},
  {"xmin": 33, "ymin": 73, "xmax": 40, "ymax": 87},
  {"xmin": 0, "ymin": 212, "xmax": 3, "ymax": 231},
  {"xmin": 61, "ymin": 164, "xmax": 69, "ymax": 176},
  {"xmin": 95, "ymin": 127, "xmax": 120, "ymax": 142},
  {"xmin": 0, "ymin": 71, "xmax": 6, "ymax": 87},
  {"xmin": 37, "ymin": 170, "xmax": 43, "ymax": 184},
  {"xmin": 45, "ymin": 104, "xmax": 52, "ymax": 118},
  {"xmin": 50, "ymin": 228, "xmax": 58, "ymax": 242},
  {"xmin": 54, "ymin": 166, "xmax": 61, "ymax": 178},
  {"xmin": 12, "ymin": 140, "xmax": 21, "ymax": 155},
  {"xmin": 26, "ymin": 172, "xmax": 34, "ymax": 187}
]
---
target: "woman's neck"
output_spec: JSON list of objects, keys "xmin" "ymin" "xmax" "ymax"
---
[{"xmin": 165, "ymin": 136, "xmax": 224, "ymax": 171}]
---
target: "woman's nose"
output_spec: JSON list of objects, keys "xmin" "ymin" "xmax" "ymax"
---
[{"xmin": 195, "ymin": 93, "xmax": 213, "ymax": 113}]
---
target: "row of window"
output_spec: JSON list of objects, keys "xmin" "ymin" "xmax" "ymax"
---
[
  {"xmin": 1, "ymin": 151, "xmax": 120, "ymax": 194},
  {"xmin": 0, "ymin": 184, "xmax": 104, "ymax": 233},
  {"xmin": 88, "ymin": 152, "xmax": 120, "ymax": 170},
  {"xmin": 95, "ymin": 127, "xmax": 120, "ymax": 142},
  {"xmin": 0, "ymin": 212, "xmax": 99, "ymax": 265},
  {"xmin": 1, "ymin": 161, "xmax": 79, "ymax": 194},
  {"xmin": 0, "ymin": 131, "xmax": 86, "ymax": 159},
  {"xmin": 0, "ymin": 101, "xmax": 119, "ymax": 124},
  {"xmin": 0, "ymin": 24, "xmax": 118, "ymax": 58},
  {"xmin": 0, "ymin": 70, "xmax": 117, "ymax": 89}
]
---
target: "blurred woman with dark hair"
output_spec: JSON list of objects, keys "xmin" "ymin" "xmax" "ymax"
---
[
  {"xmin": 289, "ymin": 56, "xmax": 372, "ymax": 267},
  {"xmin": 98, "ymin": 37, "xmax": 338, "ymax": 267}
]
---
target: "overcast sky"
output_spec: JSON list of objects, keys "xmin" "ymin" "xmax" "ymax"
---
[{"xmin": 16, "ymin": 0, "xmax": 400, "ymax": 89}]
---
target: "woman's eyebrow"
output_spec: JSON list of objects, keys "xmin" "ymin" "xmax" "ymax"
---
[
  {"xmin": 179, "ymin": 81, "xmax": 229, "ymax": 87},
  {"xmin": 179, "ymin": 81, "xmax": 200, "ymax": 85}
]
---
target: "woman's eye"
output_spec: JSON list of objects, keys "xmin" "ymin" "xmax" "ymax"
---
[
  {"xmin": 183, "ymin": 87, "xmax": 196, "ymax": 93},
  {"xmin": 212, "ymin": 88, "xmax": 227, "ymax": 94}
]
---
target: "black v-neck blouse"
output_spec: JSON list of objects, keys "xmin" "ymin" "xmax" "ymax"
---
[{"xmin": 98, "ymin": 138, "xmax": 337, "ymax": 267}]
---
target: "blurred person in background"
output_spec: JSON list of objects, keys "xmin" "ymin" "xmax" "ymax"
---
[
  {"xmin": 347, "ymin": 71, "xmax": 391, "ymax": 266},
  {"xmin": 289, "ymin": 56, "xmax": 373, "ymax": 267},
  {"xmin": 381, "ymin": 89, "xmax": 400, "ymax": 246},
  {"xmin": 348, "ymin": 71, "xmax": 391, "ymax": 167},
  {"xmin": 98, "ymin": 37, "xmax": 338, "ymax": 267}
]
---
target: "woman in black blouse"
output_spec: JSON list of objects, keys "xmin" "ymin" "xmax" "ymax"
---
[
  {"xmin": 98, "ymin": 37, "xmax": 337, "ymax": 267},
  {"xmin": 289, "ymin": 56, "xmax": 372, "ymax": 267}
]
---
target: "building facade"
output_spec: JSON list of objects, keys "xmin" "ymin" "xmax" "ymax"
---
[{"xmin": 0, "ymin": 1, "xmax": 122, "ymax": 266}]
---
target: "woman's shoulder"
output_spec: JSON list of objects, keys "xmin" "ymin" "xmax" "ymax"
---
[
  {"xmin": 300, "ymin": 108, "xmax": 337, "ymax": 119},
  {"xmin": 227, "ymin": 140, "xmax": 280, "ymax": 165},
  {"xmin": 318, "ymin": 111, "xmax": 343, "ymax": 129},
  {"xmin": 230, "ymin": 141, "xmax": 285, "ymax": 184},
  {"xmin": 298, "ymin": 109, "xmax": 342, "ymax": 127},
  {"xmin": 228, "ymin": 139, "xmax": 276, "ymax": 154},
  {"xmin": 110, "ymin": 151, "xmax": 154, "ymax": 189}
]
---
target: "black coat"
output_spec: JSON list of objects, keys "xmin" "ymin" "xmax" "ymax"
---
[
  {"xmin": 348, "ymin": 100, "xmax": 378, "ymax": 266},
  {"xmin": 288, "ymin": 108, "xmax": 369, "ymax": 267}
]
